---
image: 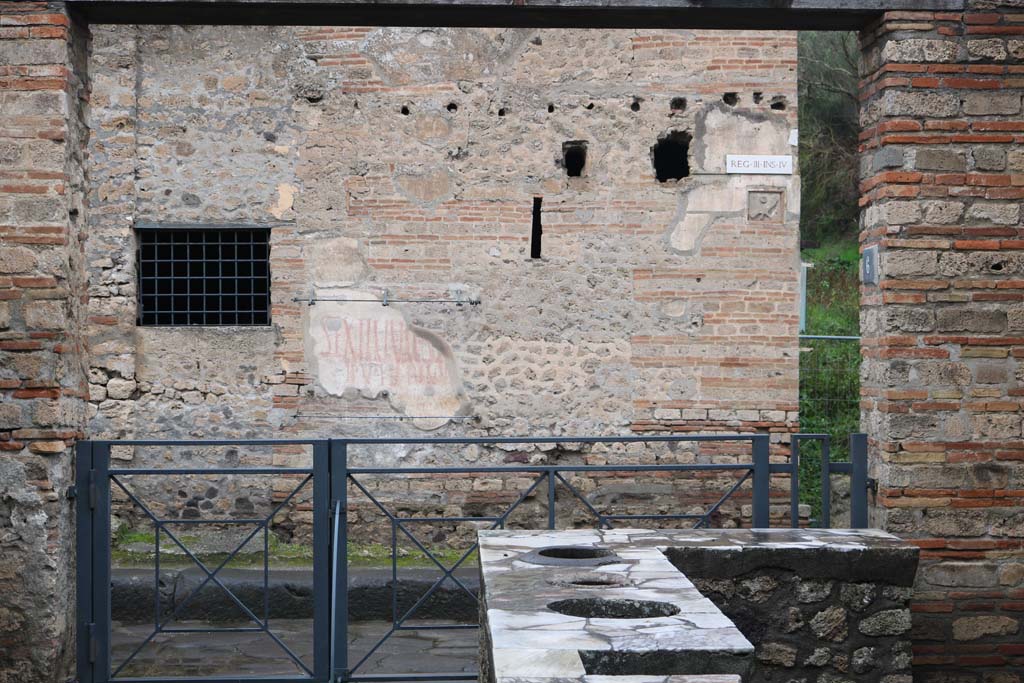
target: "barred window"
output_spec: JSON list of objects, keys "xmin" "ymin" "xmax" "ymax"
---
[{"xmin": 136, "ymin": 227, "xmax": 271, "ymax": 326}]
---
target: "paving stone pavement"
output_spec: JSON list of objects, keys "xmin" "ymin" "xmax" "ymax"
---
[{"xmin": 111, "ymin": 620, "xmax": 479, "ymax": 679}]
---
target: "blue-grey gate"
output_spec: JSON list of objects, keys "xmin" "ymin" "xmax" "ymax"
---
[{"xmin": 75, "ymin": 433, "xmax": 869, "ymax": 683}]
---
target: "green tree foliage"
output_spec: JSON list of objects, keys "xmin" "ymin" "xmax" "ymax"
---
[
  {"xmin": 799, "ymin": 31, "xmax": 861, "ymax": 246},
  {"xmin": 797, "ymin": 33, "xmax": 863, "ymax": 521}
]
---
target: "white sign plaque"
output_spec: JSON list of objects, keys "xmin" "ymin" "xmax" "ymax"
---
[{"xmin": 726, "ymin": 155, "xmax": 793, "ymax": 175}]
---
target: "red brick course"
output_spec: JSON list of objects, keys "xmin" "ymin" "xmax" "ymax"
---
[
  {"xmin": 861, "ymin": 10, "xmax": 1024, "ymax": 679},
  {"xmin": 0, "ymin": 2, "xmax": 88, "ymax": 681}
]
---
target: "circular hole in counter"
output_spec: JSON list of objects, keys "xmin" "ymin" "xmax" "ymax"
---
[
  {"xmin": 519, "ymin": 545, "xmax": 621, "ymax": 567},
  {"xmin": 548, "ymin": 572, "xmax": 630, "ymax": 589},
  {"xmin": 546, "ymin": 598, "xmax": 680, "ymax": 619},
  {"xmin": 540, "ymin": 546, "xmax": 613, "ymax": 560}
]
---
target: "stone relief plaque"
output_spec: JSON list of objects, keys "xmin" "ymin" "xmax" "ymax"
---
[{"xmin": 748, "ymin": 190, "xmax": 784, "ymax": 222}]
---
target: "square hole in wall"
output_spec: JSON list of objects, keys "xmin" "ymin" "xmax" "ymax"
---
[
  {"xmin": 652, "ymin": 131, "xmax": 691, "ymax": 182},
  {"xmin": 562, "ymin": 140, "xmax": 588, "ymax": 177}
]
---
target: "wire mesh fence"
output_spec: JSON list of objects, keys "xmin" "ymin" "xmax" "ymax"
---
[{"xmin": 798, "ymin": 335, "xmax": 861, "ymax": 521}]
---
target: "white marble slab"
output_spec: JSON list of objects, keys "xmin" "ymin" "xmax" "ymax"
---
[{"xmin": 479, "ymin": 529, "xmax": 758, "ymax": 683}]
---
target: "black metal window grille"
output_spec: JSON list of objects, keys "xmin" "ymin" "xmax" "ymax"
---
[{"xmin": 136, "ymin": 227, "xmax": 271, "ymax": 326}]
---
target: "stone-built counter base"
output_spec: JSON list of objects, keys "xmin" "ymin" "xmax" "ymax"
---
[{"xmin": 478, "ymin": 529, "xmax": 919, "ymax": 683}]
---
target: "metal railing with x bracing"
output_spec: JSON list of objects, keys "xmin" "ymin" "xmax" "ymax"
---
[
  {"xmin": 75, "ymin": 433, "xmax": 870, "ymax": 683},
  {"xmin": 76, "ymin": 439, "xmax": 332, "ymax": 683}
]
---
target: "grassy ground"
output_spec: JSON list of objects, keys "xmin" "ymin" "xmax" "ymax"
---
[
  {"xmin": 112, "ymin": 528, "xmax": 476, "ymax": 570},
  {"xmin": 799, "ymin": 239, "xmax": 861, "ymax": 521},
  {"xmin": 802, "ymin": 240, "xmax": 861, "ymax": 334}
]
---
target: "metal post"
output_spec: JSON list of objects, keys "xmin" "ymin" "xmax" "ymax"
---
[
  {"xmin": 330, "ymin": 440, "xmax": 349, "ymax": 683},
  {"xmin": 820, "ymin": 437, "xmax": 831, "ymax": 529},
  {"xmin": 850, "ymin": 433, "xmax": 869, "ymax": 529},
  {"xmin": 91, "ymin": 442, "xmax": 111, "ymax": 682},
  {"xmin": 789, "ymin": 438, "xmax": 800, "ymax": 529},
  {"xmin": 313, "ymin": 440, "xmax": 330, "ymax": 681},
  {"xmin": 751, "ymin": 434, "xmax": 771, "ymax": 529},
  {"xmin": 75, "ymin": 441, "xmax": 94, "ymax": 683},
  {"xmin": 799, "ymin": 262, "xmax": 813, "ymax": 333},
  {"xmin": 547, "ymin": 470, "xmax": 556, "ymax": 530}
]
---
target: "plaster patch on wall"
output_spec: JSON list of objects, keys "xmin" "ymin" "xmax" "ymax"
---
[
  {"xmin": 270, "ymin": 183, "xmax": 297, "ymax": 219},
  {"xmin": 305, "ymin": 290, "xmax": 469, "ymax": 430},
  {"xmin": 661, "ymin": 300, "xmax": 689, "ymax": 318},
  {"xmin": 362, "ymin": 28, "xmax": 532, "ymax": 85},
  {"xmin": 692, "ymin": 104, "xmax": 791, "ymax": 174},
  {"xmin": 308, "ymin": 236, "xmax": 368, "ymax": 287},
  {"xmin": 661, "ymin": 300, "xmax": 704, "ymax": 335},
  {"xmin": 413, "ymin": 113, "xmax": 453, "ymax": 144},
  {"xmin": 666, "ymin": 179, "xmax": 742, "ymax": 254},
  {"xmin": 395, "ymin": 166, "xmax": 454, "ymax": 206},
  {"xmin": 668, "ymin": 212, "xmax": 716, "ymax": 253}
]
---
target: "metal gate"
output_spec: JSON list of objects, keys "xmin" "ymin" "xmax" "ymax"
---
[{"xmin": 75, "ymin": 433, "xmax": 869, "ymax": 683}]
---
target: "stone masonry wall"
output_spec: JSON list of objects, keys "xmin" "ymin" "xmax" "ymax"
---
[
  {"xmin": 859, "ymin": 5, "xmax": 1024, "ymax": 680},
  {"xmin": 0, "ymin": 2, "xmax": 89, "ymax": 681},
  {"xmin": 83, "ymin": 26, "xmax": 803, "ymax": 538},
  {"xmin": 669, "ymin": 546, "xmax": 918, "ymax": 683}
]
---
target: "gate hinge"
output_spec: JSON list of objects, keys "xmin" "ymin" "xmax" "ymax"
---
[
  {"xmin": 867, "ymin": 477, "xmax": 878, "ymax": 495},
  {"xmin": 66, "ymin": 486, "xmax": 77, "ymax": 501}
]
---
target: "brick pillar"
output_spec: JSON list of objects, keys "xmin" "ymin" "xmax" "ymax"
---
[
  {"xmin": 0, "ymin": 2, "xmax": 88, "ymax": 680},
  {"xmin": 861, "ymin": 6, "xmax": 1024, "ymax": 679}
]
